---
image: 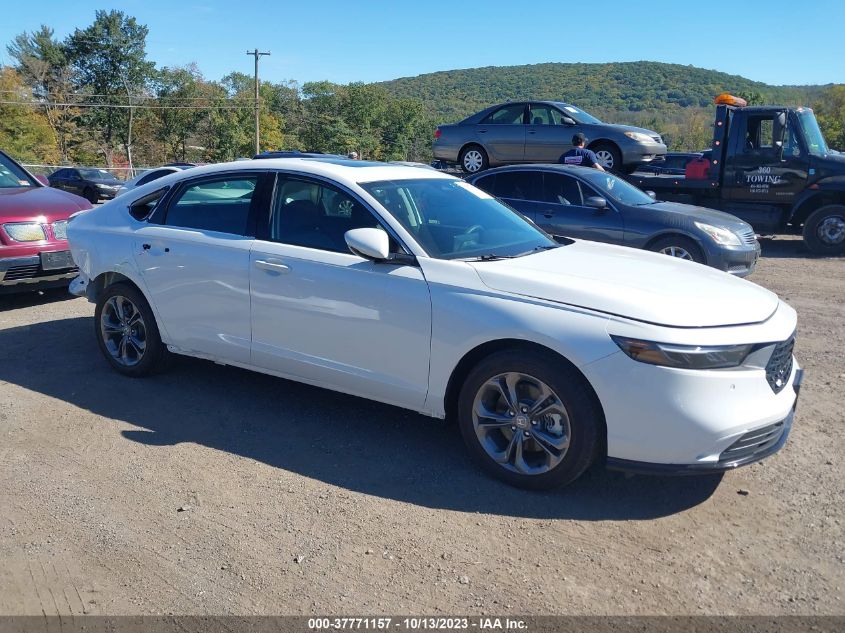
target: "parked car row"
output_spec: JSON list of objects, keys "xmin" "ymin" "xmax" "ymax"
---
[{"xmin": 63, "ymin": 156, "xmax": 801, "ymax": 491}]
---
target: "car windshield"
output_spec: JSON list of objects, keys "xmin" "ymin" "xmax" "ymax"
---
[
  {"xmin": 577, "ymin": 170, "xmax": 656, "ymax": 206},
  {"xmin": 557, "ymin": 104, "xmax": 602, "ymax": 125},
  {"xmin": 79, "ymin": 168, "xmax": 116, "ymax": 180},
  {"xmin": 0, "ymin": 153, "xmax": 36, "ymax": 188},
  {"xmin": 360, "ymin": 178, "xmax": 558, "ymax": 260},
  {"xmin": 796, "ymin": 109, "xmax": 828, "ymax": 157}
]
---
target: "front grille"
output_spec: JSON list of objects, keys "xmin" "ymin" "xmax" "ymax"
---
[
  {"xmin": 719, "ymin": 421, "xmax": 785, "ymax": 465},
  {"xmin": 766, "ymin": 336, "xmax": 795, "ymax": 394},
  {"xmin": 738, "ymin": 227, "xmax": 758, "ymax": 245},
  {"xmin": 651, "ymin": 135, "xmax": 663, "ymax": 144},
  {"xmin": 3, "ymin": 264, "xmax": 77, "ymax": 281}
]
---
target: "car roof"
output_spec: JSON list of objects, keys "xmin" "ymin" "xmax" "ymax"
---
[
  {"xmin": 468, "ymin": 163, "xmax": 602, "ymax": 178},
  {"xmin": 145, "ymin": 157, "xmax": 456, "ymax": 188}
]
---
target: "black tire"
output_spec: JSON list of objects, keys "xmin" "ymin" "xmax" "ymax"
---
[
  {"xmin": 590, "ymin": 142, "xmax": 622, "ymax": 172},
  {"xmin": 94, "ymin": 282, "xmax": 168, "ymax": 377},
  {"xmin": 647, "ymin": 235, "xmax": 705, "ymax": 264},
  {"xmin": 83, "ymin": 187, "xmax": 98, "ymax": 204},
  {"xmin": 459, "ymin": 144, "xmax": 489, "ymax": 174},
  {"xmin": 457, "ymin": 349, "xmax": 601, "ymax": 490},
  {"xmin": 802, "ymin": 204, "xmax": 845, "ymax": 255}
]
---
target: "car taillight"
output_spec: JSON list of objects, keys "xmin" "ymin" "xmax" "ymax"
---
[{"xmin": 434, "ymin": 128, "xmax": 442, "ymax": 139}]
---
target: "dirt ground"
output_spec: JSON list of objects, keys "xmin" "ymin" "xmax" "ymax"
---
[{"xmin": 0, "ymin": 234, "xmax": 842, "ymax": 616}]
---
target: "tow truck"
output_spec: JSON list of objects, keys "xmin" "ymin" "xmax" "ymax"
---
[{"xmin": 626, "ymin": 94, "xmax": 845, "ymax": 254}]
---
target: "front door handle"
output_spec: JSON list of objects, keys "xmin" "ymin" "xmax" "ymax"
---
[
  {"xmin": 255, "ymin": 259, "xmax": 290, "ymax": 273},
  {"xmin": 543, "ymin": 212, "xmax": 554, "ymax": 218}
]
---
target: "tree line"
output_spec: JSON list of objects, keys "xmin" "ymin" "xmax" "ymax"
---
[
  {"xmin": 1, "ymin": 11, "xmax": 843, "ymax": 172},
  {"xmin": 1, "ymin": 10, "xmax": 436, "ymax": 170}
]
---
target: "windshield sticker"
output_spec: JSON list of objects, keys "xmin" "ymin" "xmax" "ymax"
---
[
  {"xmin": 18, "ymin": 180, "xmax": 30, "ymax": 186},
  {"xmin": 456, "ymin": 181, "xmax": 493, "ymax": 199},
  {"xmin": 564, "ymin": 106, "xmax": 578, "ymax": 113},
  {"xmin": 606, "ymin": 178, "xmax": 616, "ymax": 190}
]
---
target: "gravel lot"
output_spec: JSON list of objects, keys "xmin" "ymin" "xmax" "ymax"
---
[{"xmin": 0, "ymin": 235, "xmax": 842, "ymax": 616}]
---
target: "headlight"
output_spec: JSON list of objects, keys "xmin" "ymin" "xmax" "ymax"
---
[
  {"xmin": 96, "ymin": 183, "xmax": 114, "ymax": 189},
  {"xmin": 694, "ymin": 221, "xmax": 742, "ymax": 246},
  {"xmin": 4, "ymin": 222, "xmax": 46, "ymax": 242},
  {"xmin": 611, "ymin": 335, "xmax": 754, "ymax": 369},
  {"xmin": 624, "ymin": 131, "xmax": 656, "ymax": 143},
  {"xmin": 53, "ymin": 220, "xmax": 68, "ymax": 240}
]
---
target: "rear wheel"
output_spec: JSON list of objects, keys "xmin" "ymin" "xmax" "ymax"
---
[
  {"xmin": 457, "ymin": 350, "xmax": 601, "ymax": 490},
  {"xmin": 591, "ymin": 142, "xmax": 622, "ymax": 172},
  {"xmin": 460, "ymin": 145, "xmax": 488, "ymax": 174},
  {"xmin": 94, "ymin": 283, "xmax": 168, "ymax": 377},
  {"xmin": 648, "ymin": 235, "xmax": 705, "ymax": 264},
  {"xmin": 83, "ymin": 187, "xmax": 98, "ymax": 204},
  {"xmin": 802, "ymin": 205, "xmax": 845, "ymax": 255}
]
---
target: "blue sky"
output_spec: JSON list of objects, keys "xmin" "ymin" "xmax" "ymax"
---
[{"xmin": 0, "ymin": 0, "xmax": 842, "ymax": 86}]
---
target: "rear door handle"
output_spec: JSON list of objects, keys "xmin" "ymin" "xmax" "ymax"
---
[
  {"xmin": 255, "ymin": 259, "xmax": 290, "ymax": 273},
  {"xmin": 543, "ymin": 212, "xmax": 555, "ymax": 218}
]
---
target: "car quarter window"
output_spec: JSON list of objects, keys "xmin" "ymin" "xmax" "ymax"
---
[
  {"xmin": 164, "ymin": 176, "xmax": 257, "ymax": 235},
  {"xmin": 482, "ymin": 104, "xmax": 525, "ymax": 125},
  {"xmin": 270, "ymin": 176, "xmax": 396, "ymax": 253},
  {"xmin": 493, "ymin": 171, "xmax": 542, "ymax": 201},
  {"xmin": 542, "ymin": 173, "xmax": 583, "ymax": 206}
]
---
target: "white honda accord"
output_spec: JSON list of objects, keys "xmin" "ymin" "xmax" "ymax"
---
[{"xmin": 67, "ymin": 158, "xmax": 802, "ymax": 489}]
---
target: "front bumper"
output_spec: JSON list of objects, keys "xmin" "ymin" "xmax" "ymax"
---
[
  {"xmin": 607, "ymin": 368, "xmax": 802, "ymax": 475},
  {"xmin": 621, "ymin": 143, "xmax": 668, "ymax": 166},
  {"xmin": 708, "ymin": 241, "xmax": 761, "ymax": 277},
  {"xmin": 0, "ymin": 253, "xmax": 78, "ymax": 289}
]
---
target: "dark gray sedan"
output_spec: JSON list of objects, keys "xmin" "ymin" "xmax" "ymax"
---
[{"xmin": 468, "ymin": 164, "xmax": 761, "ymax": 276}]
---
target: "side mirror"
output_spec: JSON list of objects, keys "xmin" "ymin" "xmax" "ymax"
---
[
  {"xmin": 585, "ymin": 196, "xmax": 608, "ymax": 209},
  {"xmin": 345, "ymin": 227, "xmax": 390, "ymax": 261},
  {"xmin": 562, "ymin": 116, "xmax": 576, "ymax": 126},
  {"xmin": 34, "ymin": 174, "xmax": 50, "ymax": 186},
  {"xmin": 646, "ymin": 190, "xmax": 657, "ymax": 200}
]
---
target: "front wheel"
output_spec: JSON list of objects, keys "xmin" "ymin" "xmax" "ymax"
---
[
  {"xmin": 459, "ymin": 145, "xmax": 489, "ymax": 174},
  {"xmin": 457, "ymin": 350, "xmax": 601, "ymax": 490},
  {"xmin": 94, "ymin": 283, "xmax": 168, "ymax": 377},
  {"xmin": 802, "ymin": 205, "xmax": 845, "ymax": 255},
  {"xmin": 591, "ymin": 142, "xmax": 622, "ymax": 172},
  {"xmin": 648, "ymin": 235, "xmax": 705, "ymax": 264}
]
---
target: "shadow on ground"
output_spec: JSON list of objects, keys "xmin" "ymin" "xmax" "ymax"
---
[
  {"xmin": 0, "ymin": 286, "xmax": 77, "ymax": 312},
  {"xmin": 0, "ymin": 317, "xmax": 723, "ymax": 520}
]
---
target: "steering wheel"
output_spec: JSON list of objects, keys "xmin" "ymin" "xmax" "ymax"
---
[{"xmin": 455, "ymin": 224, "xmax": 484, "ymax": 251}]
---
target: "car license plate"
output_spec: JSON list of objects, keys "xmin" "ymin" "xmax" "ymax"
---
[{"xmin": 40, "ymin": 250, "xmax": 75, "ymax": 270}]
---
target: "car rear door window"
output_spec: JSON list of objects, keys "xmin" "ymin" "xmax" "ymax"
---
[
  {"xmin": 493, "ymin": 171, "xmax": 542, "ymax": 201},
  {"xmin": 542, "ymin": 173, "xmax": 583, "ymax": 206},
  {"xmin": 164, "ymin": 176, "xmax": 257, "ymax": 235},
  {"xmin": 482, "ymin": 104, "xmax": 526, "ymax": 125}
]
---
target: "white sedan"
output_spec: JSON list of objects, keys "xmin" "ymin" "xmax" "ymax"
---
[{"xmin": 67, "ymin": 158, "xmax": 802, "ymax": 489}]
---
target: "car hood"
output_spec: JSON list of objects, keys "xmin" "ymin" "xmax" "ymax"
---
[
  {"xmin": 642, "ymin": 201, "xmax": 753, "ymax": 232},
  {"xmin": 469, "ymin": 240, "xmax": 777, "ymax": 327},
  {"xmin": 0, "ymin": 186, "xmax": 92, "ymax": 222}
]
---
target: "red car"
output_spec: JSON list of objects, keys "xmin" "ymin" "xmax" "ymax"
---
[{"xmin": 0, "ymin": 150, "xmax": 93, "ymax": 292}]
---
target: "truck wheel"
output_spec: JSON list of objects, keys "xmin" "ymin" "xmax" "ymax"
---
[
  {"xmin": 648, "ymin": 235, "xmax": 705, "ymax": 264},
  {"xmin": 460, "ymin": 145, "xmax": 488, "ymax": 174},
  {"xmin": 802, "ymin": 205, "xmax": 845, "ymax": 255},
  {"xmin": 591, "ymin": 142, "xmax": 621, "ymax": 172}
]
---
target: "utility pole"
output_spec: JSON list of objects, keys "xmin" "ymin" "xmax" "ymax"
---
[{"xmin": 246, "ymin": 48, "xmax": 271, "ymax": 155}]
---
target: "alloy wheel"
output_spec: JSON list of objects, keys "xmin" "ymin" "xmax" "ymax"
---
[
  {"xmin": 471, "ymin": 372, "xmax": 571, "ymax": 475},
  {"xmin": 100, "ymin": 295, "xmax": 147, "ymax": 367},
  {"xmin": 659, "ymin": 245, "xmax": 694, "ymax": 260}
]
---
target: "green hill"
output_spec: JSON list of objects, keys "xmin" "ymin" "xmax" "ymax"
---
[{"xmin": 379, "ymin": 61, "xmax": 824, "ymax": 124}]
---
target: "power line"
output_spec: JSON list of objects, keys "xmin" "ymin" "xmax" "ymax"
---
[{"xmin": 0, "ymin": 99, "xmax": 252, "ymax": 110}]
